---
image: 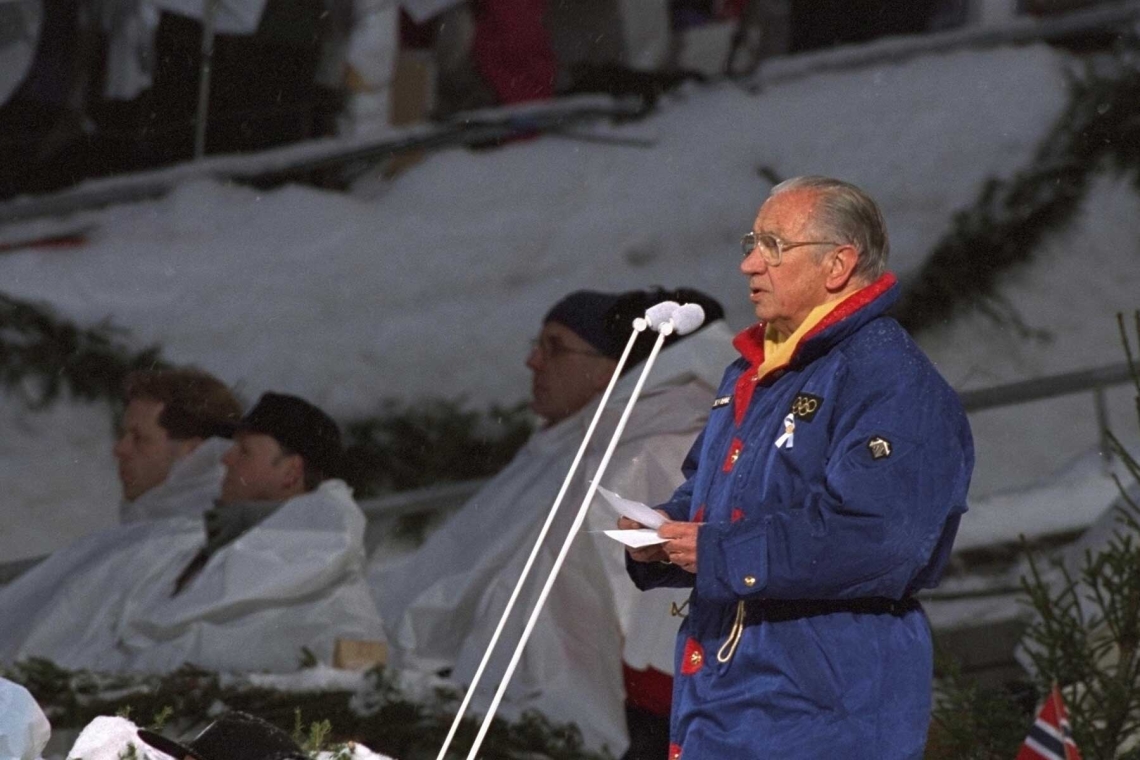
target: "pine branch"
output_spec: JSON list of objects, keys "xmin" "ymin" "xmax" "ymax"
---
[
  {"xmin": 898, "ymin": 37, "xmax": 1140, "ymax": 335},
  {"xmin": 0, "ymin": 292, "xmax": 167, "ymax": 406}
]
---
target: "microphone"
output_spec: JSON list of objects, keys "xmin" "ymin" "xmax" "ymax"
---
[
  {"xmin": 645, "ymin": 301, "xmax": 680, "ymax": 331},
  {"xmin": 661, "ymin": 303, "xmax": 706, "ymax": 337}
]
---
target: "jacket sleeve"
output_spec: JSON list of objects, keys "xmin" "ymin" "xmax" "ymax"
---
[
  {"xmin": 694, "ymin": 387, "xmax": 973, "ymax": 604},
  {"xmin": 626, "ymin": 431, "xmax": 704, "ymax": 591}
]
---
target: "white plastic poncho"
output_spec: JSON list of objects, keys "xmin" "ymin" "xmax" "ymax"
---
[
  {"xmin": 372, "ymin": 322, "xmax": 736, "ymax": 753},
  {"xmin": 0, "ymin": 480, "xmax": 384, "ymax": 674},
  {"xmin": 0, "ymin": 677, "xmax": 50, "ymax": 760},
  {"xmin": 120, "ymin": 437, "xmax": 230, "ymax": 523},
  {"xmin": 118, "ymin": 479, "xmax": 386, "ymax": 673},
  {"xmin": 0, "ymin": 442, "xmax": 224, "ymax": 670}
]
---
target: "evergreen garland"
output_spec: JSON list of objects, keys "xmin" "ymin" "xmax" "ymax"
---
[
  {"xmin": 0, "ymin": 292, "xmax": 533, "ymax": 496},
  {"xmin": 2, "ymin": 659, "xmax": 611, "ymax": 760},
  {"xmin": 0, "ymin": 293, "xmax": 165, "ymax": 407},
  {"xmin": 341, "ymin": 400, "xmax": 534, "ymax": 499},
  {"xmin": 896, "ymin": 34, "xmax": 1140, "ymax": 334}
]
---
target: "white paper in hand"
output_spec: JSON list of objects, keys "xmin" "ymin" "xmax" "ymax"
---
[
  {"xmin": 603, "ymin": 529, "xmax": 667, "ymax": 548},
  {"xmin": 595, "ymin": 485, "xmax": 667, "ymax": 529}
]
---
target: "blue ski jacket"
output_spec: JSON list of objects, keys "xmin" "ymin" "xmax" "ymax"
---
[{"xmin": 627, "ymin": 274, "xmax": 974, "ymax": 759}]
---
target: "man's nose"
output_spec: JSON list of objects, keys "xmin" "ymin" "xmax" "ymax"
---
[
  {"xmin": 525, "ymin": 344, "xmax": 543, "ymax": 371},
  {"xmin": 112, "ymin": 436, "xmax": 129, "ymax": 459},
  {"xmin": 740, "ymin": 249, "xmax": 768, "ymax": 275}
]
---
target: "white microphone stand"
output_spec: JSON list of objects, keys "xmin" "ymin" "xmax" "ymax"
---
[
  {"xmin": 432, "ymin": 305, "xmax": 676, "ymax": 760},
  {"xmin": 462, "ymin": 310, "xmax": 696, "ymax": 760}
]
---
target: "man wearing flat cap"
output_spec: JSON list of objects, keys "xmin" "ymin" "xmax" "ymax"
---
[
  {"xmin": 376, "ymin": 288, "xmax": 737, "ymax": 757},
  {"xmin": 171, "ymin": 393, "xmax": 345, "ymax": 594}
]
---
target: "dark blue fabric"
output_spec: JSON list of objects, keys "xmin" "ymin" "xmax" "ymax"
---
[{"xmin": 627, "ymin": 280, "xmax": 974, "ymax": 759}]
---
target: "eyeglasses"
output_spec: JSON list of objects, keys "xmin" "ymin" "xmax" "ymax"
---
[
  {"xmin": 740, "ymin": 231, "xmax": 842, "ymax": 266},
  {"xmin": 530, "ymin": 336, "xmax": 603, "ymax": 360}
]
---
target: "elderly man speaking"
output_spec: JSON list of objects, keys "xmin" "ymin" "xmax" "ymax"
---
[{"xmin": 622, "ymin": 176, "xmax": 974, "ymax": 759}]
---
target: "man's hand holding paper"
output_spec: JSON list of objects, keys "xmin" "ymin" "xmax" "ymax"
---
[{"xmin": 597, "ymin": 485, "xmax": 700, "ymax": 571}]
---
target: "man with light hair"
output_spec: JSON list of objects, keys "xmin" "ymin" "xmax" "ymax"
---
[{"xmin": 622, "ymin": 176, "xmax": 974, "ymax": 759}]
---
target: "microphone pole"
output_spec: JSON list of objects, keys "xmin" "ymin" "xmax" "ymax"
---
[
  {"xmin": 462, "ymin": 304, "xmax": 706, "ymax": 760},
  {"xmin": 431, "ymin": 303, "xmax": 679, "ymax": 760}
]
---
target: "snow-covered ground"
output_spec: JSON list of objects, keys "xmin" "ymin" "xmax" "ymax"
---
[{"xmin": 1, "ymin": 41, "xmax": 1137, "ymax": 563}]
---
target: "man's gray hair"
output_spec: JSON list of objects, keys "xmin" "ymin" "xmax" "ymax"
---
[{"xmin": 769, "ymin": 176, "xmax": 889, "ymax": 281}]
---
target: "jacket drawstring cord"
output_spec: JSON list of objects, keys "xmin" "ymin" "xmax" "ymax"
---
[{"xmin": 716, "ymin": 600, "xmax": 746, "ymax": 664}]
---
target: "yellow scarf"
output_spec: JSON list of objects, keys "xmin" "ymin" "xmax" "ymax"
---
[{"xmin": 755, "ymin": 300, "xmax": 844, "ymax": 383}]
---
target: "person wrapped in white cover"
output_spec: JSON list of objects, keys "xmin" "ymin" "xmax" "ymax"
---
[
  {"xmin": 0, "ymin": 368, "xmax": 241, "ymax": 667},
  {"xmin": 373, "ymin": 288, "xmax": 736, "ymax": 758},
  {"xmin": 0, "ymin": 391, "xmax": 383, "ymax": 674}
]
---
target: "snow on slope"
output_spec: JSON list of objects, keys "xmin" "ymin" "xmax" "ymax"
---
[
  {"xmin": 0, "ymin": 42, "xmax": 1103, "ymax": 561},
  {"xmin": 921, "ymin": 175, "xmax": 1140, "ymax": 499}
]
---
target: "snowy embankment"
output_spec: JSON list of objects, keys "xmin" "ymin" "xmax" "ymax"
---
[{"xmin": 0, "ymin": 42, "xmax": 1136, "ymax": 563}]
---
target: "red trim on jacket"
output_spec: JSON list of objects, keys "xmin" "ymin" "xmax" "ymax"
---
[
  {"xmin": 681, "ymin": 638, "xmax": 705, "ymax": 675},
  {"xmin": 693, "ymin": 504, "xmax": 706, "ymax": 522},
  {"xmin": 728, "ymin": 273, "xmax": 897, "ymax": 427},
  {"xmin": 622, "ymin": 663, "xmax": 673, "ymax": 717},
  {"xmin": 722, "ymin": 437, "xmax": 744, "ymax": 473},
  {"xmin": 669, "ymin": 743, "xmax": 683, "ymax": 760},
  {"xmin": 731, "ymin": 508, "xmax": 745, "ymax": 523},
  {"xmin": 800, "ymin": 272, "xmax": 897, "ymax": 345},
  {"xmin": 731, "ymin": 324, "xmax": 766, "ymax": 427}
]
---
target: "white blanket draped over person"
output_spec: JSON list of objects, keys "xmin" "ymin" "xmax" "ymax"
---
[
  {"xmin": 120, "ymin": 437, "xmax": 231, "ymax": 523},
  {"xmin": 0, "ymin": 480, "xmax": 384, "ymax": 674},
  {"xmin": 372, "ymin": 321, "xmax": 736, "ymax": 753},
  {"xmin": 0, "ymin": 439, "xmax": 230, "ymax": 668}
]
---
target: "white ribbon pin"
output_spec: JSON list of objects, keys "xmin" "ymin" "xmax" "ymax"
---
[{"xmin": 774, "ymin": 413, "xmax": 795, "ymax": 449}]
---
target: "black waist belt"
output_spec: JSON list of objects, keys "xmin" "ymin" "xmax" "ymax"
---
[{"xmin": 744, "ymin": 596, "xmax": 920, "ymax": 624}]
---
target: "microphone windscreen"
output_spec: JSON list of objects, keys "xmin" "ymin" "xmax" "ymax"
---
[
  {"xmin": 672, "ymin": 303, "xmax": 706, "ymax": 336},
  {"xmin": 645, "ymin": 301, "xmax": 681, "ymax": 330}
]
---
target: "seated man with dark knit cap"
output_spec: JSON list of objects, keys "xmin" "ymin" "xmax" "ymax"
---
[{"xmin": 376, "ymin": 288, "xmax": 737, "ymax": 758}]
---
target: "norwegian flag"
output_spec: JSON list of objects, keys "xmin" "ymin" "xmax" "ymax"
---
[{"xmin": 1016, "ymin": 684, "xmax": 1082, "ymax": 760}]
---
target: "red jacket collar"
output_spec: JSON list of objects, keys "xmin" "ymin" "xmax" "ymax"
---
[{"xmin": 731, "ymin": 272, "xmax": 898, "ymax": 372}]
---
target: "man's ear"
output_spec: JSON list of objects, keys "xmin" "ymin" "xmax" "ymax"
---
[
  {"xmin": 281, "ymin": 453, "xmax": 306, "ymax": 492},
  {"xmin": 825, "ymin": 245, "xmax": 859, "ymax": 292}
]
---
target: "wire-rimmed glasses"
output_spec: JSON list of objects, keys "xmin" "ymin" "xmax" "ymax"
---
[{"xmin": 740, "ymin": 231, "xmax": 842, "ymax": 266}]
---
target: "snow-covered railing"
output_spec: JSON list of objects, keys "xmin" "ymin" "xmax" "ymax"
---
[
  {"xmin": 959, "ymin": 362, "xmax": 1133, "ymax": 411},
  {"xmin": 358, "ymin": 478, "xmax": 484, "ymax": 555},
  {"xmin": 959, "ymin": 361, "xmax": 1134, "ymax": 458},
  {"xmin": 0, "ymin": 95, "xmax": 646, "ymax": 226},
  {"xmin": 755, "ymin": 0, "xmax": 1140, "ymax": 89}
]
